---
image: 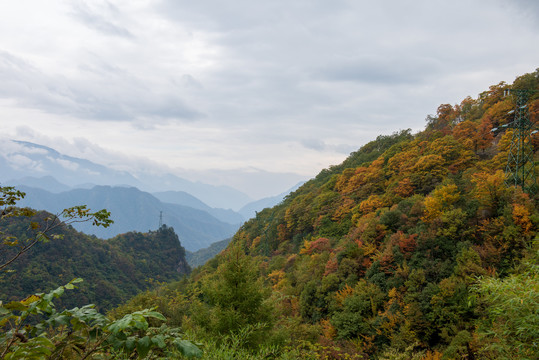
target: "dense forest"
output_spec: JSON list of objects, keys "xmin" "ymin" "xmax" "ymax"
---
[
  {"xmin": 0, "ymin": 212, "xmax": 190, "ymax": 310},
  {"xmin": 1, "ymin": 69, "xmax": 538, "ymax": 359}
]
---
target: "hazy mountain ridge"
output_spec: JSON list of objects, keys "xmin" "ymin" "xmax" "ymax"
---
[
  {"xmin": 8, "ymin": 176, "xmax": 248, "ymax": 225},
  {"xmin": 12, "ymin": 185, "xmax": 238, "ymax": 251},
  {"xmin": 5, "ymin": 175, "xmax": 72, "ymax": 193},
  {"xmin": 153, "ymin": 190, "xmax": 245, "ymax": 225},
  {"xmin": 0, "ymin": 140, "xmax": 253, "ymax": 210},
  {"xmin": 238, "ymin": 181, "xmax": 305, "ymax": 220},
  {"xmin": 4, "ymin": 177, "xmax": 304, "ymax": 253}
]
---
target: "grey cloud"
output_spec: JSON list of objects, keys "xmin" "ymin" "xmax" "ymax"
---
[
  {"xmin": 140, "ymin": 96, "xmax": 205, "ymax": 121},
  {"xmin": 157, "ymin": 0, "xmax": 354, "ymax": 33},
  {"xmin": 78, "ymin": 60, "xmax": 130, "ymax": 78},
  {"xmin": 0, "ymin": 49, "xmax": 34, "ymax": 74},
  {"xmin": 502, "ymin": 0, "xmax": 539, "ymax": 26},
  {"xmin": 508, "ymin": 0, "xmax": 539, "ymax": 14},
  {"xmin": 70, "ymin": 1, "xmax": 133, "ymax": 38},
  {"xmin": 333, "ymin": 144, "xmax": 357, "ymax": 155},
  {"xmin": 63, "ymin": 86, "xmax": 204, "ymax": 122},
  {"xmin": 301, "ymin": 138, "xmax": 326, "ymax": 151},
  {"xmin": 0, "ymin": 50, "xmax": 41, "ymax": 95},
  {"xmin": 316, "ymin": 56, "xmax": 441, "ymax": 85},
  {"xmin": 300, "ymin": 139, "xmax": 360, "ymax": 155},
  {"xmin": 0, "ymin": 51, "xmax": 73, "ymax": 115},
  {"xmin": 157, "ymin": 0, "xmax": 282, "ymax": 31},
  {"xmin": 177, "ymin": 75, "xmax": 204, "ymax": 90},
  {"xmin": 0, "ymin": 50, "xmax": 203, "ymax": 122}
]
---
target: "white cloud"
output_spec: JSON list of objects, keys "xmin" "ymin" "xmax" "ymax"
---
[
  {"xmin": 70, "ymin": 0, "xmax": 134, "ymax": 38},
  {"xmin": 52, "ymin": 157, "xmax": 80, "ymax": 171},
  {"xmin": 301, "ymin": 138, "xmax": 326, "ymax": 152},
  {"xmin": 6, "ymin": 154, "xmax": 44, "ymax": 172}
]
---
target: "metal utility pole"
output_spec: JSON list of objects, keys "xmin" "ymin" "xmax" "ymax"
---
[{"xmin": 503, "ymin": 89, "xmax": 537, "ymax": 194}]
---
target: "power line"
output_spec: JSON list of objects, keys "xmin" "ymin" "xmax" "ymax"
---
[{"xmin": 502, "ymin": 89, "xmax": 537, "ymax": 194}]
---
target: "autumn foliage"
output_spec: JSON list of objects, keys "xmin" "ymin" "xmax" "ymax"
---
[
  {"xmin": 208, "ymin": 69, "xmax": 539, "ymax": 359},
  {"xmin": 86, "ymin": 69, "xmax": 539, "ymax": 359}
]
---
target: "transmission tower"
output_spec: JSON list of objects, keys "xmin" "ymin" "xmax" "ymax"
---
[
  {"xmin": 159, "ymin": 211, "xmax": 163, "ymax": 228},
  {"xmin": 503, "ymin": 89, "xmax": 537, "ymax": 194}
]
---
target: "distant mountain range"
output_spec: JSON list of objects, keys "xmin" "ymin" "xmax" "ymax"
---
[
  {"xmin": 238, "ymin": 181, "xmax": 304, "ymax": 219},
  {"xmin": 1, "ymin": 140, "xmax": 304, "ymax": 253},
  {"xmin": 152, "ymin": 190, "xmax": 245, "ymax": 225},
  {"xmin": 1, "ymin": 140, "xmax": 252, "ymax": 210},
  {"xmin": 13, "ymin": 185, "xmax": 238, "ymax": 251}
]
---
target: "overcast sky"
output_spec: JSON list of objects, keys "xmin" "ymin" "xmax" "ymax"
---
[{"xmin": 0, "ymin": 0, "xmax": 538, "ymax": 198}]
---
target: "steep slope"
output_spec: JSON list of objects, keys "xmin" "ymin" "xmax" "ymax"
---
[
  {"xmin": 13, "ymin": 185, "xmax": 238, "ymax": 251},
  {"xmin": 0, "ymin": 212, "xmax": 189, "ymax": 311},
  {"xmin": 185, "ymin": 70, "xmax": 539, "ymax": 358},
  {"xmin": 185, "ymin": 237, "xmax": 232, "ymax": 268}
]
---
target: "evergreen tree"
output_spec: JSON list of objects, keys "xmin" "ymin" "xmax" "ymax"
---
[{"xmin": 196, "ymin": 245, "xmax": 273, "ymax": 348}]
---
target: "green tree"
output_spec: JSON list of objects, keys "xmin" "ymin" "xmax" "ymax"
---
[
  {"xmin": 331, "ymin": 279, "xmax": 385, "ymax": 340},
  {"xmin": 196, "ymin": 245, "xmax": 273, "ymax": 348}
]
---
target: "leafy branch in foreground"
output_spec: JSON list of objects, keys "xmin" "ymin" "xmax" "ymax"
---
[
  {"xmin": 0, "ymin": 278, "xmax": 202, "ymax": 359},
  {"xmin": 0, "ymin": 186, "xmax": 113, "ymax": 272}
]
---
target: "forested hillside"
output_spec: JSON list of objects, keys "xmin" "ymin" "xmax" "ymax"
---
[
  {"xmin": 1, "ymin": 70, "xmax": 538, "ymax": 359},
  {"xmin": 0, "ymin": 212, "xmax": 190, "ymax": 311},
  {"xmin": 115, "ymin": 70, "xmax": 539, "ymax": 359}
]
